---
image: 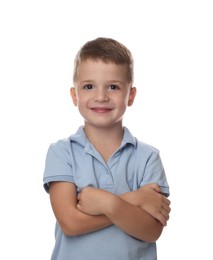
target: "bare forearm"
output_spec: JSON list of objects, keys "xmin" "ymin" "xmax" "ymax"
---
[
  {"xmin": 72, "ymin": 193, "xmax": 160, "ymax": 239},
  {"xmin": 49, "ymin": 182, "xmax": 112, "ymax": 237},
  {"xmin": 119, "ymin": 186, "xmax": 171, "ymax": 227},
  {"xmin": 77, "ymin": 186, "xmax": 168, "ymax": 241},
  {"xmin": 119, "ymin": 190, "xmax": 139, "ymax": 205},
  {"xmin": 103, "ymin": 195, "xmax": 163, "ymax": 242},
  {"xmin": 62, "ymin": 209, "xmax": 112, "ymax": 236}
]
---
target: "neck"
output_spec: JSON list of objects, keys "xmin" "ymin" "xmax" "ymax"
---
[{"xmin": 84, "ymin": 123, "xmax": 124, "ymax": 161}]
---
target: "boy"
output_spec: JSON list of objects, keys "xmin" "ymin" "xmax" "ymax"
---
[{"xmin": 43, "ymin": 37, "xmax": 170, "ymax": 260}]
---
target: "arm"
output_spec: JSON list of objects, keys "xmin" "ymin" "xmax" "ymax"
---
[
  {"xmin": 49, "ymin": 181, "xmax": 170, "ymax": 241},
  {"xmin": 77, "ymin": 186, "xmax": 171, "ymax": 242},
  {"xmin": 120, "ymin": 183, "xmax": 171, "ymax": 226},
  {"xmin": 49, "ymin": 181, "xmax": 112, "ymax": 236}
]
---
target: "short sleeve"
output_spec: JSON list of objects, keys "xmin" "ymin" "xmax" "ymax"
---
[
  {"xmin": 43, "ymin": 140, "xmax": 74, "ymax": 193},
  {"xmin": 140, "ymin": 151, "xmax": 170, "ymax": 197}
]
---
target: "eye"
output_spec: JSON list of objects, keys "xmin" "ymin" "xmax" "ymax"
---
[
  {"xmin": 83, "ymin": 84, "xmax": 93, "ymax": 90},
  {"xmin": 108, "ymin": 84, "xmax": 119, "ymax": 90}
]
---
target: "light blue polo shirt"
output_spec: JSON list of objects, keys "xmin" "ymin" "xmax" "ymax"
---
[{"xmin": 43, "ymin": 126, "xmax": 169, "ymax": 260}]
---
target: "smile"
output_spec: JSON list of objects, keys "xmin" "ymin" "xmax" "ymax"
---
[{"xmin": 91, "ymin": 107, "xmax": 112, "ymax": 113}]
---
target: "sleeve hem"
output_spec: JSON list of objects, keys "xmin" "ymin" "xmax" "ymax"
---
[{"xmin": 43, "ymin": 175, "xmax": 74, "ymax": 193}]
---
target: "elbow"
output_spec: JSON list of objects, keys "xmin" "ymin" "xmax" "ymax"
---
[
  {"xmin": 142, "ymin": 222, "xmax": 164, "ymax": 243},
  {"xmin": 145, "ymin": 232, "xmax": 162, "ymax": 243},
  {"xmin": 62, "ymin": 227, "xmax": 78, "ymax": 237},
  {"xmin": 60, "ymin": 223, "xmax": 81, "ymax": 237},
  {"xmin": 57, "ymin": 216, "xmax": 83, "ymax": 237}
]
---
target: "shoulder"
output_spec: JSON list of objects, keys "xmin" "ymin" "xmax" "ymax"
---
[
  {"xmin": 132, "ymin": 139, "xmax": 162, "ymax": 169},
  {"xmin": 47, "ymin": 137, "xmax": 71, "ymax": 157},
  {"xmin": 136, "ymin": 139, "xmax": 159, "ymax": 155},
  {"xmin": 48, "ymin": 126, "xmax": 86, "ymax": 154},
  {"xmin": 124, "ymin": 127, "xmax": 159, "ymax": 155}
]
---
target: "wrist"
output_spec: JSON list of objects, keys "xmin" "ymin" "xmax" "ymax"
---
[
  {"xmin": 100, "ymin": 192, "xmax": 119, "ymax": 216},
  {"xmin": 120, "ymin": 190, "xmax": 142, "ymax": 206}
]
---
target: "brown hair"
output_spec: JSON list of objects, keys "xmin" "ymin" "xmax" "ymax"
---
[{"xmin": 73, "ymin": 37, "xmax": 134, "ymax": 84}]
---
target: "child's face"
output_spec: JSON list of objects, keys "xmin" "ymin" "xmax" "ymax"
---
[{"xmin": 71, "ymin": 59, "xmax": 136, "ymax": 129}]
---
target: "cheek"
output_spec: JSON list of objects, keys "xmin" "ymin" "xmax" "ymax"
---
[
  {"xmin": 76, "ymin": 95, "xmax": 89, "ymax": 108},
  {"xmin": 123, "ymin": 94, "xmax": 132, "ymax": 106},
  {"xmin": 116, "ymin": 98, "xmax": 129, "ymax": 110}
]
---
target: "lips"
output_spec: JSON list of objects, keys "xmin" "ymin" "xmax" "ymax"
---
[{"xmin": 91, "ymin": 107, "xmax": 112, "ymax": 113}]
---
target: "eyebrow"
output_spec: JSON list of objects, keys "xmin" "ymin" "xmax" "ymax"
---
[
  {"xmin": 107, "ymin": 80, "xmax": 124, "ymax": 84},
  {"xmin": 78, "ymin": 80, "xmax": 94, "ymax": 85}
]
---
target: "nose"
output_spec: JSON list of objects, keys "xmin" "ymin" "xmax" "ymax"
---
[{"xmin": 94, "ymin": 88, "xmax": 109, "ymax": 102}]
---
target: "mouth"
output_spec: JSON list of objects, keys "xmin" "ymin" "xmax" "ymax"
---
[{"xmin": 90, "ymin": 107, "xmax": 113, "ymax": 113}]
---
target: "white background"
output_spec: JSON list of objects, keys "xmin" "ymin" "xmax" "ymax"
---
[{"xmin": 0, "ymin": 0, "xmax": 212, "ymax": 259}]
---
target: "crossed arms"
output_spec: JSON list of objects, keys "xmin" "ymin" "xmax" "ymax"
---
[{"xmin": 49, "ymin": 182, "xmax": 171, "ymax": 243}]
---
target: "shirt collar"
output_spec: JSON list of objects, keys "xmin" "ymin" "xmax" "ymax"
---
[
  {"xmin": 69, "ymin": 126, "xmax": 87, "ymax": 147},
  {"xmin": 69, "ymin": 125, "xmax": 136, "ymax": 148},
  {"xmin": 121, "ymin": 127, "xmax": 136, "ymax": 148}
]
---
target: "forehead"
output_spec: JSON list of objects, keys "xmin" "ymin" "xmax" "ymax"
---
[{"xmin": 76, "ymin": 59, "xmax": 129, "ymax": 80}]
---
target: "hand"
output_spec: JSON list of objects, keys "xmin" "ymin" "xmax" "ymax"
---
[
  {"xmin": 77, "ymin": 187, "xmax": 114, "ymax": 216},
  {"xmin": 136, "ymin": 184, "xmax": 171, "ymax": 226}
]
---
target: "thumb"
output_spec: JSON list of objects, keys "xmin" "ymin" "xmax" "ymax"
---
[
  {"xmin": 149, "ymin": 183, "xmax": 161, "ymax": 193},
  {"xmin": 76, "ymin": 203, "xmax": 81, "ymax": 210}
]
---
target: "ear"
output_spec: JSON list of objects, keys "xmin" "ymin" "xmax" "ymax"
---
[
  {"xmin": 70, "ymin": 87, "xmax": 78, "ymax": 106},
  {"xmin": 128, "ymin": 87, "xmax": 137, "ymax": 106}
]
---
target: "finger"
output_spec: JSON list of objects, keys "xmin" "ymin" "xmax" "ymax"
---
[
  {"xmin": 146, "ymin": 183, "xmax": 161, "ymax": 193},
  {"xmin": 77, "ymin": 203, "xmax": 83, "ymax": 212},
  {"xmin": 156, "ymin": 213, "xmax": 167, "ymax": 226},
  {"xmin": 164, "ymin": 198, "xmax": 171, "ymax": 205},
  {"xmin": 155, "ymin": 187, "xmax": 162, "ymax": 193},
  {"xmin": 162, "ymin": 203, "xmax": 171, "ymax": 214},
  {"xmin": 161, "ymin": 215, "xmax": 169, "ymax": 226},
  {"xmin": 160, "ymin": 208, "xmax": 170, "ymax": 220}
]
